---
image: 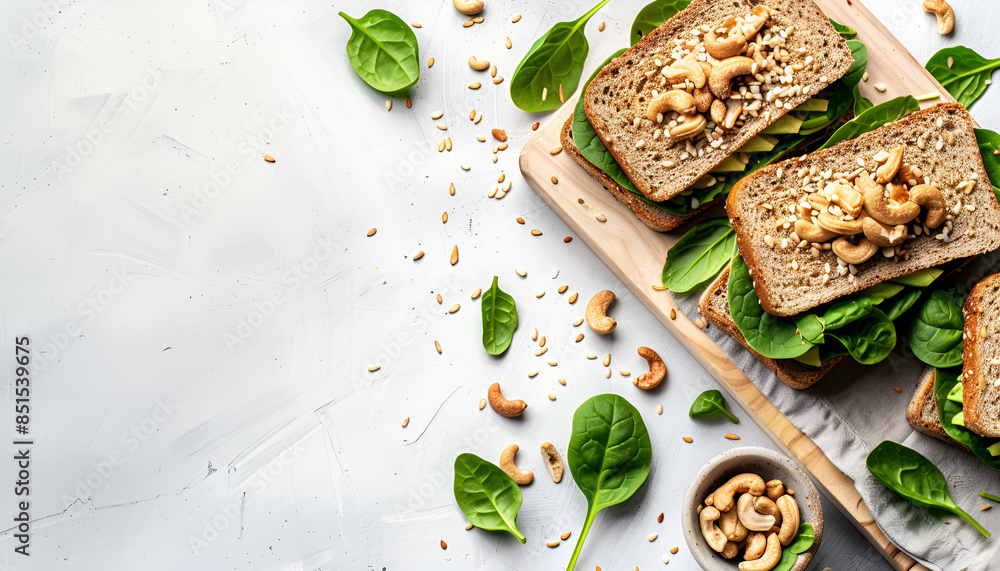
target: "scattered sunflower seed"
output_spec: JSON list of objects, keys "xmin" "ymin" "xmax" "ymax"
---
[
  {"xmin": 428, "ymin": 57, "xmax": 435, "ymax": 67},
  {"xmin": 648, "ymin": 533, "xmax": 658, "ymax": 542},
  {"xmin": 573, "ymin": 317, "xmax": 584, "ymax": 326},
  {"xmin": 536, "ymin": 291, "xmax": 545, "ymax": 298},
  {"xmin": 531, "ymin": 229, "xmax": 542, "ymax": 236},
  {"xmin": 367, "ymin": 227, "xmax": 377, "ymax": 237},
  {"xmin": 435, "ymin": 340, "xmax": 442, "ymax": 354},
  {"xmin": 449, "ymin": 304, "xmax": 460, "ymax": 314},
  {"xmin": 535, "ymin": 347, "xmax": 548, "ymax": 356},
  {"xmin": 471, "ymin": 288, "xmax": 482, "ymax": 299},
  {"xmin": 725, "ymin": 433, "xmax": 741, "ymax": 440},
  {"xmin": 368, "ymin": 365, "xmax": 381, "ymax": 372},
  {"xmin": 528, "ymin": 370, "xmax": 539, "ymax": 378},
  {"xmin": 561, "ymin": 532, "xmax": 571, "ymax": 540},
  {"xmin": 558, "ymin": 377, "xmax": 566, "ymax": 386},
  {"xmin": 505, "ymin": 36, "xmax": 512, "ymax": 49},
  {"xmin": 558, "ymin": 285, "xmax": 568, "ymax": 293},
  {"xmin": 411, "ymin": 21, "xmax": 421, "ymax": 28},
  {"xmin": 515, "ymin": 267, "xmax": 527, "ymax": 277},
  {"xmin": 531, "ymin": 327, "xmax": 538, "ymax": 341},
  {"xmin": 469, "ymin": 82, "xmax": 481, "ymax": 89},
  {"xmin": 657, "ymin": 404, "xmax": 663, "ymax": 415},
  {"xmin": 548, "ymin": 393, "xmax": 557, "ymax": 401},
  {"xmin": 586, "ymin": 353, "xmax": 598, "ymax": 360},
  {"xmin": 402, "ymin": 416, "xmax": 410, "ymax": 427},
  {"xmin": 479, "ymin": 398, "xmax": 487, "ymax": 410},
  {"xmin": 549, "ymin": 146, "xmax": 563, "ymax": 155},
  {"xmin": 385, "ymin": 100, "xmax": 392, "ymax": 112},
  {"xmin": 413, "ymin": 249, "xmax": 425, "ymax": 261},
  {"xmin": 512, "ymin": 14, "xmax": 521, "ymax": 23},
  {"xmin": 450, "ymin": 246, "xmax": 459, "ymax": 265},
  {"xmin": 546, "ymin": 539, "xmax": 559, "ymax": 547},
  {"xmin": 576, "ymin": 334, "xmax": 584, "ymax": 342},
  {"xmin": 569, "ymin": 293, "xmax": 578, "ymax": 304},
  {"xmin": 683, "ymin": 436, "xmax": 693, "ymax": 443},
  {"xmin": 465, "ymin": 523, "xmax": 474, "ymax": 530},
  {"xmin": 264, "ymin": 154, "xmax": 275, "ymax": 162},
  {"xmin": 563, "ymin": 236, "xmax": 572, "ymax": 243}
]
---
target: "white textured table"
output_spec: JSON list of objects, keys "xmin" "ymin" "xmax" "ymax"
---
[{"xmin": 0, "ymin": 0, "xmax": 995, "ymax": 570}]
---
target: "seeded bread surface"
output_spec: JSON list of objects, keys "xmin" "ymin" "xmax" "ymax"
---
[
  {"xmin": 728, "ymin": 104, "xmax": 1000, "ymax": 317},
  {"xmin": 584, "ymin": 0, "xmax": 852, "ymax": 203},
  {"xmin": 698, "ymin": 265, "xmax": 842, "ymax": 390},
  {"xmin": 906, "ymin": 368, "xmax": 967, "ymax": 450},
  {"xmin": 962, "ymin": 272, "xmax": 1000, "ymax": 438}
]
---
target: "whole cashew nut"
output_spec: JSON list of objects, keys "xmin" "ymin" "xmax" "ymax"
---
[
  {"xmin": 709, "ymin": 57, "xmax": 755, "ymax": 100},
  {"xmin": 499, "ymin": 444, "xmax": 533, "ymax": 485},
  {"xmin": 793, "ymin": 218, "xmax": 839, "ymax": 243},
  {"xmin": 875, "ymin": 146, "xmax": 904, "ymax": 184},
  {"xmin": 488, "ymin": 382, "xmax": 527, "ymax": 417},
  {"xmin": 737, "ymin": 492, "xmax": 777, "ymax": 532},
  {"xmin": 712, "ymin": 473, "xmax": 766, "ymax": 512},
  {"xmin": 922, "ymin": 0, "xmax": 955, "ymax": 34},
  {"xmin": 700, "ymin": 506, "xmax": 728, "ymax": 553},
  {"xmin": 468, "ymin": 56, "xmax": 490, "ymax": 71},
  {"xmin": 776, "ymin": 495, "xmax": 800, "ymax": 546},
  {"xmin": 910, "ymin": 184, "xmax": 946, "ymax": 228},
  {"xmin": 859, "ymin": 176, "xmax": 921, "ymax": 225},
  {"xmin": 634, "ymin": 346, "xmax": 666, "ymax": 389},
  {"xmin": 744, "ymin": 532, "xmax": 766, "ymax": 560},
  {"xmin": 862, "ymin": 217, "xmax": 908, "ymax": 248},
  {"xmin": 705, "ymin": 28, "xmax": 747, "ymax": 60},
  {"xmin": 586, "ymin": 290, "xmax": 617, "ymax": 334},
  {"xmin": 719, "ymin": 504, "xmax": 750, "ymax": 542},
  {"xmin": 823, "ymin": 183, "xmax": 864, "ymax": 218},
  {"xmin": 832, "ymin": 236, "xmax": 878, "ymax": 264},
  {"xmin": 670, "ymin": 114, "xmax": 707, "ymax": 140},
  {"xmin": 662, "ymin": 53, "xmax": 707, "ymax": 88},
  {"xmin": 816, "ymin": 212, "xmax": 863, "ymax": 235},
  {"xmin": 721, "ymin": 540, "xmax": 740, "ymax": 559},
  {"xmin": 647, "ymin": 90, "xmax": 697, "ymax": 121},
  {"xmin": 738, "ymin": 533, "xmax": 783, "ymax": 571},
  {"xmin": 540, "ymin": 441, "xmax": 564, "ymax": 483},
  {"xmin": 765, "ymin": 479, "xmax": 785, "ymax": 501},
  {"xmin": 752, "ymin": 496, "xmax": 782, "ymax": 528},
  {"xmin": 453, "ymin": 0, "xmax": 484, "ymax": 16}
]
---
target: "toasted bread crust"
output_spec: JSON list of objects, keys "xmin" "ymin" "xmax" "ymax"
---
[
  {"xmin": 698, "ymin": 265, "xmax": 842, "ymax": 389},
  {"xmin": 961, "ymin": 273, "xmax": 1000, "ymax": 438},
  {"xmin": 907, "ymin": 368, "xmax": 968, "ymax": 450}
]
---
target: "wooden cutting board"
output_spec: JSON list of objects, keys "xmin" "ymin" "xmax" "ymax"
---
[{"xmin": 519, "ymin": 2, "xmax": 953, "ymax": 570}]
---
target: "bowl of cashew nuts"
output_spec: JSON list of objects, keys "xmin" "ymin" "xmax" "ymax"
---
[{"xmin": 682, "ymin": 446, "xmax": 823, "ymax": 571}]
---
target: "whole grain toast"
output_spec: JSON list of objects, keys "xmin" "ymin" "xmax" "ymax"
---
[
  {"xmin": 961, "ymin": 272, "xmax": 1000, "ymax": 438},
  {"xmin": 907, "ymin": 368, "xmax": 967, "ymax": 450},
  {"xmin": 560, "ymin": 116, "xmax": 711, "ymax": 232},
  {"xmin": 728, "ymin": 103, "xmax": 1000, "ymax": 317},
  {"xmin": 584, "ymin": 0, "xmax": 852, "ymax": 203},
  {"xmin": 698, "ymin": 264, "xmax": 843, "ymax": 390}
]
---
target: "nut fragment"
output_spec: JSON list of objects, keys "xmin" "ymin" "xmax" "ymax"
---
[
  {"xmin": 765, "ymin": 479, "xmax": 785, "ymax": 501},
  {"xmin": 705, "ymin": 26, "xmax": 747, "ymax": 59},
  {"xmin": 647, "ymin": 90, "xmax": 697, "ymax": 121},
  {"xmin": 586, "ymin": 290, "xmax": 617, "ymax": 334},
  {"xmin": 663, "ymin": 53, "xmax": 707, "ymax": 88},
  {"xmin": 699, "ymin": 506, "xmax": 728, "ymax": 553},
  {"xmin": 541, "ymin": 442, "xmax": 564, "ymax": 483},
  {"xmin": 709, "ymin": 56, "xmax": 755, "ymax": 99},
  {"xmin": 862, "ymin": 217, "xmax": 908, "ymax": 247},
  {"xmin": 634, "ymin": 347, "xmax": 666, "ymax": 389},
  {"xmin": 875, "ymin": 146, "xmax": 904, "ymax": 184},
  {"xmin": 468, "ymin": 56, "xmax": 490, "ymax": 71},
  {"xmin": 499, "ymin": 444, "xmax": 534, "ymax": 485},
  {"xmin": 910, "ymin": 184, "xmax": 946, "ymax": 228},
  {"xmin": 453, "ymin": 0, "xmax": 484, "ymax": 15},
  {"xmin": 712, "ymin": 473, "xmax": 766, "ymax": 512},
  {"xmin": 670, "ymin": 114, "xmax": 707, "ymax": 141},
  {"xmin": 816, "ymin": 212, "xmax": 863, "ymax": 236},
  {"xmin": 488, "ymin": 382, "xmax": 527, "ymax": 417},
  {"xmin": 923, "ymin": 0, "xmax": 955, "ymax": 34},
  {"xmin": 832, "ymin": 236, "xmax": 878, "ymax": 264},
  {"xmin": 793, "ymin": 219, "xmax": 838, "ymax": 243}
]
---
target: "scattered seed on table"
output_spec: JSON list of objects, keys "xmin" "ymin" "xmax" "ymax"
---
[
  {"xmin": 472, "ymin": 16, "xmax": 484, "ymax": 23},
  {"xmin": 548, "ymin": 393, "xmax": 557, "ymax": 401},
  {"xmin": 428, "ymin": 57, "xmax": 435, "ymax": 67},
  {"xmin": 662, "ymin": 555, "xmax": 670, "ymax": 564},
  {"xmin": 670, "ymin": 308, "xmax": 677, "ymax": 320},
  {"xmin": 683, "ymin": 436, "xmax": 693, "ymax": 443},
  {"xmin": 694, "ymin": 318, "xmax": 705, "ymax": 328},
  {"xmin": 558, "ymin": 377, "xmax": 566, "ymax": 385},
  {"xmin": 620, "ymin": 369, "xmax": 630, "ymax": 376},
  {"xmin": 546, "ymin": 540, "xmax": 559, "ymax": 547},
  {"xmin": 536, "ymin": 291, "xmax": 545, "ymax": 298},
  {"xmin": 598, "ymin": 21, "xmax": 605, "ymax": 31},
  {"xmin": 385, "ymin": 100, "xmax": 392, "ymax": 112},
  {"xmin": 595, "ymin": 213, "xmax": 608, "ymax": 222},
  {"xmin": 551, "ymin": 176, "xmax": 559, "ymax": 184},
  {"xmin": 435, "ymin": 340, "xmax": 442, "ymax": 354},
  {"xmin": 550, "ymin": 269, "xmax": 559, "ymax": 279},
  {"xmin": 402, "ymin": 416, "xmax": 410, "ymax": 427},
  {"xmin": 535, "ymin": 347, "xmax": 548, "ymax": 356},
  {"xmin": 515, "ymin": 267, "xmax": 527, "ymax": 277},
  {"xmin": 982, "ymin": 505, "xmax": 992, "ymax": 511},
  {"xmin": 569, "ymin": 293, "xmax": 578, "ymax": 304},
  {"xmin": 436, "ymin": 294, "xmax": 443, "ymax": 304},
  {"xmin": 787, "ymin": 489, "xmax": 795, "ymax": 495},
  {"xmin": 604, "ymin": 368, "xmax": 611, "ymax": 379},
  {"xmin": 874, "ymin": 83, "xmax": 887, "ymax": 92},
  {"xmin": 539, "ymin": 336, "xmax": 546, "ymax": 347},
  {"xmin": 367, "ymin": 228, "xmax": 377, "ymax": 237},
  {"xmin": 550, "ymin": 146, "xmax": 563, "ymax": 155},
  {"xmin": 493, "ymin": 77, "xmax": 504, "ymax": 84},
  {"xmin": 406, "ymin": 97, "xmax": 412, "ymax": 108},
  {"xmin": 479, "ymin": 398, "xmax": 487, "ymax": 410},
  {"xmin": 862, "ymin": 71, "xmax": 868, "ymax": 81},
  {"xmin": 587, "ymin": 353, "xmax": 598, "ymax": 360},
  {"xmin": 725, "ymin": 433, "xmax": 740, "ymax": 440},
  {"xmin": 575, "ymin": 334, "xmax": 584, "ymax": 343},
  {"xmin": 670, "ymin": 547, "xmax": 679, "ymax": 554},
  {"xmin": 432, "ymin": 111, "xmax": 444, "ymax": 120},
  {"xmin": 469, "ymin": 82, "xmax": 481, "ymax": 89},
  {"xmin": 440, "ymin": 540, "xmax": 447, "ymax": 550},
  {"xmin": 528, "ymin": 370, "xmax": 538, "ymax": 378},
  {"xmin": 505, "ymin": 36, "xmax": 512, "ymax": 49},
  {"xmin": 894, "ymin": 386, "xmax": 901, "ymax": 393},
  {"xmin": 471, "ymin": 288, "xmax": 481, "ymax": 299},
  {"xmin": 657, "ymin": 404, "xmax": 663, "ymax": 415},
  {"xmin": 413, "ymin": 249, "xmax": 425, "ymax": 261},
  {"xmin": 652, "ymin": 285, "xmax": 668, "ymax": 291},
  {"xmin": 531, "ymin": 229, "xmax": 542, "ymax": 236},
  {"xmin": 648, "ymin": 533, "xmax": 658, "ymax": 542},
  {"xmin": 450, "ymin": 246, "xmax": 459, "ymax": 265},
  {"xmin": 465, "ymin": 523, "xmax": 474, "ymax": 530},
  {"xmin": 498, "ymin": 173, "xmax": 506, "ymax": 184},
  {"xmin": 531, "ymin": 327, "xmax": 538, "ymax": 341},
  {"xmin": 442, "ymin": 212, "xmax": 448, "ymax": 223},
  {"xmin": 512, "ymin": 13, "xmax": 521, "ymax": 22},
  {"xmin": 492, "ymin": 129, "xmax": 508, "ymax": 142},
  {"xmin": 463, "ymin": 19, "xmax": 473, "ymax": 27},
  {"xmin": 564, "ymin": 236, "xmax": 573, "ymax": 243},
  {"xmin": 532, "ymin": 122, "xmax": 540, "ymax": 131},
  {"xmin": 558, "ymin": 285, "xmax": 568, "ymax": 293},
  {"xmin": 547, "ymin": 361, "xmax": 557, "ymax": 367},
  {"xmin": 449, "ymin": 183, "xmax": 456, "ymax": 195},
  {"xmin": 658, "ymin": 513, "xmax": 664, "ymax": 523},
  {"xmin": 460, "ymin": 164, "xmax": 470, "ymax": 171},
  {"xmin": 411, "ymin": 21, "xmax": 421, "ymax": 28},
  {"xmin": 474, "ymin": 113, "xmax": 483, "ymax": 124},
  {"xmin": 368, "ymin": 365, "xmax": 381, "ymax": 372},
  {"xmin": 438, "ymin": 139, "xmax": 445, "ymax": 152},
  {"xmin": 561, "ymin": 532, "xmax": 571, "ymax": 540},
  {"xmin": 603, "ymin": 354, "xmax": 611, "ymax": 367},
  {"xmin": 449, "ymin": 304, "xmax": 460, "ymax": 314},
  {"xmin": 264, "ymin": 154, "xmax": 275, "ymax": 162}
]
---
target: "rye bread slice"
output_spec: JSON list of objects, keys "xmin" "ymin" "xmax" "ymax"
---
[
  {"xmin": 583, "ymin": 0, "xmax": 852, "ymax": 203},
  {"xmin": 698, "ymin": 264, "xmax": 842, "ymax": 389},
  {"xmin": 560, "ymin": 116, "xmax": 712, "ymax": 232},
  {"xmin": 961, "ymin": 272, "xmax": 1000, "ymax": 438},
  {"xmin": 907, "ymin": 368, "xmax": 967, "ymax": 450},
  {"xmin": 728, "ymin": 103, "xmax": 1000, "ymax": 317}
]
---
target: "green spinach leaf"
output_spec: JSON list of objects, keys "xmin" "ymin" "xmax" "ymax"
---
[
  {"xmin": 842, "ymin": 40, "xmax": 868, "ymax": 88},
  {"xmin": 866, "ymin": 440, "xmax": 990, "ymax": 537},
  {"xmin": 453, "ymin": 453, "xmax": 527, "ymax": 542},
  {"xmin": 566, "ymin": 394, "xmax": 652, "ymax": 571},
  {"xmin": 511, "ymin": 0, "xmax": 609, "ymax": 112},
  {"xmin": 772, "ymin": 523, "xmax": 816, "ymax": 571},
  {"xmin": 821, "ymin": 296, "xmax": 875, "ymax": 331},
  {"xmin": 820, "ymin": 96, "xmax": 920, "ymax": 149},
  {"xmin": 975, "ymin": 129, "xmax": 1000, "ymax": 192},
  {"xmin": 482, "ymin": 276, "xmax": 518, "ymax": 355},
  {"xmin": 926, "ymin": 46, "xmax": 1000, "ymax": 108},
  {"xmin": 631, "ymin": 0, "xmax": 691, "ymax": 45},
  {"xmin": 909, "ymin": 289, "xmax": 965, "ymax": 368},
  {"xmin": 661, "ymin": 218, "xmax": 737, "ymax": 293},
  {"xmin": 853, "ymin": 83, "xmax": 874, "ymax": 115},
  {"xmin": 934, "ymin": 368, "xmax": 1000, "ymax": 471},
  {"xmin": 795, "ymin": 314, "xmax": 825, "ymax": 345},
  {"xmin": 689, "ymin": 389, "xmax": 739, "ymax": 424},
  {"xmin": 799, "ymin": 80, "xmax": 854, "ymax": 136},
  {"xmin": 728, "ymin": 254, "xmax": 815, "ymax": 359},
  {"xmin": 339, "ymin": 10, "xmax": 420, "ymax": 94},
  {"xmin": 883, "ymin": 289, "xmax": 922, "ymax": 321},
  {"xmin": 827, "ymin": 308, "xmax": 896, "ymax": 365},
  {"xmin": 829, "ymin": 18, "xmax": 857, "ymax": 40}
]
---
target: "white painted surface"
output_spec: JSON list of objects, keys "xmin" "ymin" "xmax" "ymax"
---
[{"xmin": 0, "ymin": 0, "xmax": 994, "ymax": 569}]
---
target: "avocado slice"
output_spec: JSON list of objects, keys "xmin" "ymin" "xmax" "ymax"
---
[
  {"xmin": 761, "ymin": 114, "xmax": 804, "ymax": 135},
  {"xmin": 947, "ymin": 382, "xmax": 963, "ymax": 404},
  {"xmin": 737, "ymin": 134, "xmax": 779, "ymax": 153},
  {"xmin": 710, "ymin": 155, "xmax": 748, "ymax": 173},
  {"xmin": 796, "ymin": 98, "xmax": 830, "ymax": 112},
  {"xmin": 953, "ymin": 411, "xmax": 965, "ymax": 427},
  {"xmin": 889, "ymin": 268, "xmax": 944, "ymax": 288},
  {"xmin": 858, "ymin": 282, "xmax": 904, "ymax": 304},
  {"xmin": 989, "ymin": 442, "xmax": 1000, "ymax": 457},
  {"xmin": 792, "ymin": 346, "xmax": 821, "ymax": 367}
]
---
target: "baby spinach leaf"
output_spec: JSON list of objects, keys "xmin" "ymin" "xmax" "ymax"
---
[
  {"xmin": 688, "ymin": 389, "xmax": 739, "ymax": 424},
  {"xmin": 799, "ymin": 80, "xmax": 854, "ymax": 136},
  {"xmin": 842, "ymin": 40, "xmax": 869, "ymax": 88},
  {"xmin": 339, "ymin": 10, "xmax": 420, "ymax": 94},
  {"xmin": 566, "ymin": 394, "xmax": 652, "ymax": 571},
  {"xmin": 661, "ymin": 218, "xmax": 737, "ymax": 293},
  {"xmin": 453, "ymin": 453, "xmax": 527, "ymax": 542},
  {"xmin": 829, "ymin": 18, "xmax": 857, "ymax": 40},
  {"xmin": 820, "ymin": 296, "xmax": 875, "ymax": 331},
  {"xmin": 827, "ymin": 308, "xmax": 895, "ymax": 365},
  {"xmin": 975, "ymin": 129, "xmax": 1000, "ymax": 192},
  {"xmin": 926, "ymin": 46, "xmax": 1000, "ymax": 108},
  {"xmin": 795, "ymin": 314, "xmax": 825, "ymax": 345},
  {"xmin": 631, "ymin": 0, "xmax": 691, "ymax": 45},
  {"xmin": 866, "ymin": 440, "xmax": 991, "ymax": 537},
  {"xmin": 853, "ymin": 84, "xmax": 874, "ymax": 115},
  {"xmin": 934, "ymin": 368, "xmax": 1000, "ymax": 471},
  {"xmin": 511, "ymin": 0, "xmax": 609, "ymax": 112},
  {"xmin": 909, "ymin": 289, "xmax": 965, "ymax": 368},
  {"xmin": 883, "ymin": 289, "xmax": 922, "ymax": 321},
  {"xmin": 820, "ymin": 96, "xmax": 920, "ymax": 149},
  {"xmin": 728, "ymin": 255, "xmax": 815, "ymax": 359},
  {"xmin": 772, "ymin": 523, "xmax": 816, "ymax": 571},
  {"xmin": 481, "ymin": 276, "xmax": 518, "ymax": 355}
]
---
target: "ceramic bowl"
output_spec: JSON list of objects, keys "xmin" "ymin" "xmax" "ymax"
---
[{"xmin": 682, "ymin": 446, "xmax": 823, "ymax": 571}]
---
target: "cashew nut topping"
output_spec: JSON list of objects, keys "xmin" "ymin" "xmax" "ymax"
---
[
  {"xmin": 709, "ymin": 57, "xmax": 755, "ymax": 100},
  {"xmin": 922, "ymin": 0, "xmax": 955, "ymax": 34},
  {"xmin": 488, "ymin": 382, "xmax": 527, "ymax": 417},
  {"xmin": 468, "ymin": 56, "xmax": 490, "ymax": 71},
  {"xmin": 721, "ymin": 540, "xmax": 740, "ymax": 559},
  {"xmin": 646, "ymin": 90, "xmax": 697, "ymax": 121},
  {"xmin": 806, "ymin": 193, "xmax": 830, "ymax": 212},
  {"xmin": 816, "ymin": 212, "xmax": 863, "ymax": 236},
  {"xmin": 859, "ymin": 175, "xmax": 920, "ymax": 225},
  {"xmin": 910, "ymin": 184, "xmax": 946, "ymax": 228},
  {"xmin": 862, "ymin": 216, "xmax": 908, "ymax": 248},
  {"xmin": 886, "ymin": 182, "xmax": 909, "ymax": 204},
  {"xmin": 741, "ymin": 6, "xmax": 771, "ymax": 38},
  {"xmin": 832, "ymin": 236, "xmax": 878, "ymax": 264},
  {"xmin": 722, "ymin": 99, "xmax": 744, "ymax": 130},
  {"xmin": 670, "ymin": 114, "xmax": 707, "ymax": 141},
  {"xmin": 705, "ymin": 27, "xmax": 746, "ymax": 60},
  {"xmin": 662, "ymin": 53, "xmax": 707, "ymax": 89},
  {"xmin": 540, "ymin": 441, "xmax": 564, "ymax": 483},
  {"xmin": 700, "ymin": 506, "xmax": 728, "ymax": 553},
  {"xmin": 586, "ymin": 290, "xmax": 617, "ymax": 334},
  {"xmin": 499, "ymin": 444, "xmax": 533, "ymax": 485},
  {"xmin": 634, "ymin": 346, "xmax": 666, "ymax": 390},
  {"xmin": 744, "ymin": 532, "xmax": 767, "ymax": 561},
  {"xmin": 737, "ymin": 492, "xmax": 777, "ymax": 532},
  {"xmin": 793, "ymin": 218, "xmax": 838, "ymax": 243},
  {"xmin": 452, "ymin": 0, "xmax": 484, "ymax": 16},
  {"xmin": 693, "ymin": 62, "xmax": 715, "ymax": 112},
  {"xmin": 776, "ymin": 495, "xmax": 800, "ymax": 546},
  {"xmin": 738, "ymin": 533, "xmax": 782, "ymax": 571},
  {"xmin": 765, "ymin": 479, "xmax": 785, "ymax": 501},
  {"xmin": 719, "ymin": 504, "xmax": 750, "ymax": 542},
  {"xmin": 710, "ymin": 99, "xmax": 727, "ymax": 127},
  {"xmin": 875, "ymin": 146, "xmax": 904, "ymax": 184},
  {"xmin": 823, "ymin": 183, "xmax": 864, "ymax": 218},
  {"xmin": 712, "ymin": 473, "xmax": 766, "ymax": 512},
  {"xmin": 752, "ymin": 496, "xmax": 782, "ymax": 528}
]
